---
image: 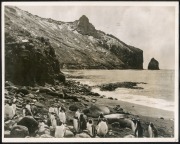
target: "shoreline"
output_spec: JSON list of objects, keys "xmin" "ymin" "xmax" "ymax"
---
[
  {"xmin": 66, "ymin": 76, "xmax": 174, "ymax": 119},
  {"xmin": 96, "ymin": 97, "xmax": 174, "ymax": 119},
  {"xmin": 4, "ymin": 79, "xmax": 174, "ymax": 138}
]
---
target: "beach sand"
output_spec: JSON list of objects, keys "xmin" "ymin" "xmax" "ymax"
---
[{"xmin": 77, "ymin": 94, "xmax": 174, "ymax": 138}]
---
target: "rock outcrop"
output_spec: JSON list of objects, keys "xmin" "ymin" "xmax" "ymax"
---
[
  {"xmin": 76, "ymin": 15, "xmax": 98, "ymax": 38},
  {"xmin": 5, "ymin": 6, "xmax": 143, "ymax": 70},
  {"xmin": 5, "ymin": 29, "xmax": 65, "ymax": 86},
  {"xmin": 148, "ymin": 58, "xmax": 160, "ymax": 70}
]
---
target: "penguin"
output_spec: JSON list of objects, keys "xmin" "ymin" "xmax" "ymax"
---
[
  {"xmin": 134, "ymin": 120, "xmax": 143, "ymax": 137},
  {"xmin": 79, "ymin": 114, "xmax": 87, "ymax": 132},
  {"xmin": 13, "ymin": 97, "xmax": 17, "ymax": 103},
  {"xmin": 38, "ymin": 120, "xmax": 49, "ymax": 135},
  {"xmin": 96, "ymin": 118, "xmax": 108, "ymax": 137},
  {"xmin": 12, "ymin": 102, "xmax": 16, "ymax": 115},
  {"xmin": 73, "ymin": 116, "xmax": 79, "ymax": 133},
  {"xmin": 49, "ymin": 105, "xmax": 55, "ymax": 113},
  {"xmin": 50, "ymin": 113, "xmax": 57, "ymax": 128},
  {"xmin": 4, "ymin": 102, "xmax": 15, "ymax": 120},
  {"xmin": 25, "ymin": 101, "xmax": 33, "ymax": 116},
  {"xmin": 148, "ymin": 122, "xmax": 158, "ymax": 137},
  {"xmin": 54, "ymin": 105, "xmax": 59, "ymax": 116},
  {"xmin": 97, "ymin": 112, "xmax": 104, "ymax": 125},
  {"xmin": 54, "ymin": 121, "xmax": 66, "ymax": 138},
  {"xmin": 75, "ymin": 109, "xmax": 81, "ymax": 119},
  {"xmin": 131, "ymin": 118, "xmax": 137, "ymax": 133},
  {"xmin": 31, "ymin": 103, "xmax": 38, "ymax": 116},
  {"xmin": 59, "ymin": 109, "xmax": 66, "ymax": 124},
  {"xmin": 87, "ymin": 119, "xmax": 96, "ymax": 137}
]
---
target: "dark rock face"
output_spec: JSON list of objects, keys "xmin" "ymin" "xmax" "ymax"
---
[
  {"xmin": 5, "ymin": 33, "xmax": 65, "ymax": 86},
  {"xmin": 148, "ymin": 58, "xmax": 160, "ymax": 70}
]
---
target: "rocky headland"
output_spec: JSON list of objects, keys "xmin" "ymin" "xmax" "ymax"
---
[{"xmin": 5, "ymin": 6, "xmax": 143, "ymax": 70}]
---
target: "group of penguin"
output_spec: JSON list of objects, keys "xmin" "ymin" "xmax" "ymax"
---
[
  {"xmin": 73, "ymin": 111, "xmax": 108, "ymax": 137},
  {"xmin": 128, "ymin": 118, "xmax": 158, "ymax": 138},
  {"xmin": 47, "ymin": 107, "xmax": 158, "ymax": 138},
  {"xmin": 47, "ymin": 107, "xmax": 109, "ymax": 138},
  {"xmin": 5, "ymin": 98, "xmax": 158, "ymax": 138}
]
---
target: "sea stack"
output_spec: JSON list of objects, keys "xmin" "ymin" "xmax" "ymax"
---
[{"xmin": 148, "ymin": 58, "xmax": 160, "ymax": 70}]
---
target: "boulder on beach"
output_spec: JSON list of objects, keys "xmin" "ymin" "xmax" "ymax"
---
[
  {"xmin": 35, "ymin": 102, "xmax": 45, "ymax": 108},
  {"xmin": 4, "ymin": 119, "xmax": 17, "ymax": 131},
  {"xmin": 104, "ymin": 114, "xmax": 126, "ymax": 119},
  {"xmin": 84, "ymin": 104, "xmax": 110, "ymax": 118},
  {"xmin": 104, "ymin": 114, "xmax": 127, "ymax": 124},
  {"xmin": 4, "ymin": 130, "xmax": 11, "ymax": 138},
  {"xmin": 118, "ymin": 118, "xmax": 133, "ymax": 129},
  {"xmin": 69, "ymin": 105, "xmax": 79, "ymax": 111},
  {"xmin": 17, "ymin": 116, "xmax": 39, "ymax": 136},
  {"xmin": 10, "ymin": 125, "xmax": 29, "ymax": 138},
  {"xmin": 40, "ymin": 134, "xmax": 54, "ymax": 138},
  {"xmin": 75, "ymin": 132, "xmax": 91, "ymax": 138},
  {"xmin": 148, "ymin": 58, "xmax": 160, "ymax": 70},
  {"xmin": 39, "ymin": 87, "xmax": 53, "ymax": 93},
  {"xmin": 111, "ymin": 122, "xmax": 120, "ymax": 128},
  {"xmin": 124, "ymin": 134, "xmax": 135, "ymax": 138},
  {"xmin": 17, "ymin": 87, "xmax": 29, "ymax": 95},
  {"xmin": 64, "ymin": 129, "xmax": 74, "ymax": 138}
]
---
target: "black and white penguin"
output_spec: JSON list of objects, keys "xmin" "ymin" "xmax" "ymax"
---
[
  {"xmin": 97, "ymin": 112, "xmax": 104, "ymax": 125},
  {"xmin": 54, "ymin": 105, "xmax": 59, "ymax": 116},
  {"xmin": 96, "ymin": 118, "xmax": 108, "ymax": 137},
  {"xmin": 50, "ymin": 113, "xmax": 57, "ymax": 128},
  {"xmin": 49, "ymin": 105, "xmax": 55, "ymax": 114},
  {"xmin": 148, "ymin": 122, "xmax": 158, "ymax": 137},
  {"xmin": 131, "ymin": 118, "xmax": 137, "ymax": 133},
  {"xmin": 75, "ymin": 109, "xmax": 81, "ymax": 119},
  {"xmin": 79, "ymin": 114, "xmax": 87, "ymax": 132},
  {"xmin": 54, "ymin": 121, "xmax": 66, "ymax": 138},
  {"xmin": 30, "ymin": 103, "xmax": 38, "ymax": 116},
  {"xmin": 73, "ymin": 116, "xmax": 79, "ymax": 133},
  {"xmin": 38, "ymin": 120, "xmax": 49, "ymax": 135},
  {"xmin": 58, "ymin": 109, "xmax": 66, "ymax": 124},
  {"xmin": 5, "ymin": 101, "xmax": 15, "ymax": 120},
  {"xmin": 134, "ymin": 120, "xmax": 143, "ymax": 137},
  {"xmin": 87, "ymin": 119, "xmax": 96, "ymax": 137}
]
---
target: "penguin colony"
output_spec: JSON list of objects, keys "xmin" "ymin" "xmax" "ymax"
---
[{"xmin": 5, "ymin": 98, "xmax": 159, "ymax": 138}]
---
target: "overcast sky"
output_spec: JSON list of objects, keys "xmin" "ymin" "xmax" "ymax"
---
[{"xmin": 17, "ymin": 5, "xmax": 176, "ymax": 69}]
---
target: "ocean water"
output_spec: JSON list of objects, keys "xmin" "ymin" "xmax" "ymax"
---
[{"xmin": 63, "ymin": 69, "xmax": 175, "ymax": 112}]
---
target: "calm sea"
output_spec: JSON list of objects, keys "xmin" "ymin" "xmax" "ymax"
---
[{"xmin": 62, "ymin": 69, "xmax": 175, "ymax": 112}]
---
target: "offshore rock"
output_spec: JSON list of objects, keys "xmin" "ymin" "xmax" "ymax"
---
[{"xmin": 148, "ymin": 58, "xmax": 160, "ymax": 70}]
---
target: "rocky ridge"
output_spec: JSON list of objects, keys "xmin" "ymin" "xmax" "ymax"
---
[{"xmin": 5, "ymin": 6, "xmax": 143, "ymax": 70}]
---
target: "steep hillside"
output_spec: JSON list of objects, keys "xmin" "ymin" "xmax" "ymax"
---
[{"xmin": 5, "ymin": 6, "xmax": 143, "ymax": 69}]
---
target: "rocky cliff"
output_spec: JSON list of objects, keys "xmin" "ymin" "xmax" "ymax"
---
[
  {"xmin": 148, "ymin": 58, "xmax": 160, "ymax": 70},
  {"xmin": 5, "ymin": 6, "xmax": 143, "ymax": 70}
]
